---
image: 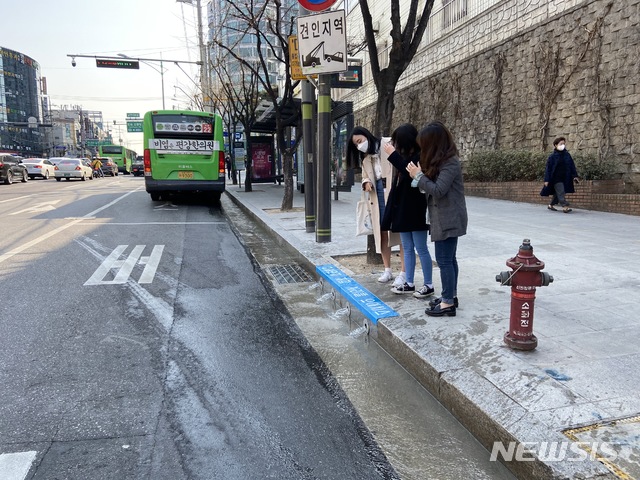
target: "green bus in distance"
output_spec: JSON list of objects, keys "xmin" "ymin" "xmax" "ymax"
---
[
  {"xmin": 98, "ymin": 144, "xmax": 136, "ymax": 174},
  {"xmin": 142, "ymin": 110, "xmax": 225, "ymax": 202}
]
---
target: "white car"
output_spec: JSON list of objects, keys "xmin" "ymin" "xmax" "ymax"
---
[
  {"xmin": 48, "ymin": 157, "xmax": 69, "ymax": 166},
  {"xmin": 22, "ymin": 158, "xmax": 56, "ymax": 180},
  {"xmin": 54, "ymin": 158, "xmax": 94, "ymax": 181}
]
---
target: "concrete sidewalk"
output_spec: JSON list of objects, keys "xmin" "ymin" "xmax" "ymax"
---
[{"xmin": 224, "ymin": 182, "xmax": 640, "ymax": 480}]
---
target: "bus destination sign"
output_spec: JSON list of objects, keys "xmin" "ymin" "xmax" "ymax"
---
[{"xmin": 148, "ymin": 138, "xmax": 218, "ymax": 154}]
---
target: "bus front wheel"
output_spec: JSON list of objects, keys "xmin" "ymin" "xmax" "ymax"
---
[{"xmin": 150, "ymin": 192, "xmax": 161, "ymax": 201}]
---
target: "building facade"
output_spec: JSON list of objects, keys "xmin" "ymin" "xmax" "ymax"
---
[
  {"xmin": 0, "ymin": 46, "xmax": 44, "ymax": 156},
  {"xmin": 48, "ymin": 107, "xmax": 112, "ymax": 158},
  {"xmin": 336, "ymin": 0, "xmax": 640, "ymax": 188},
  {"xmin": 207, "ymin": 0, "xmax": 295, "ymax": 96}
]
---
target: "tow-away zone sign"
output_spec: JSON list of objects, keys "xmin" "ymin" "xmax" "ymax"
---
[{"xmin": 296, "ymin": 10, "xmax": 347, "ymax": 76}]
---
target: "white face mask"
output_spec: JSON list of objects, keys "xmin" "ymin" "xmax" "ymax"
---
[
  {"xmin": 357, "ymin": 140, "xmax": 369, "ymax": 153},
  {"xmin": 557, "ymin": 144, "xmax": 565, "ymax": 151}
]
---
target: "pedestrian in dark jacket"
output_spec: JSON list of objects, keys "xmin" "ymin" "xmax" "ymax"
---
[
  {"xmin": 543, "ymin": 136, "xmax": 579, "ymax": 213},
  {"xmin": 407, "ymin": 121, "xmax": 468, "ymax": 317},
  {"xmin": 382, "ymin": 124, "xmax": 434, "ymax": 298}
]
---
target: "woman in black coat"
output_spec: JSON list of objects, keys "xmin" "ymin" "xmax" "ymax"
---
[
  {"xmin": 382, "ymin": 124, "xmax": 434, "ymax": 298},
  {"xmin": 543, "ymin": 136, "xmax": 579, "ymax": 213}
]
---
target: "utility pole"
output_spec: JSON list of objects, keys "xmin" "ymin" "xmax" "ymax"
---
[{"xmin": 195, "ymin": 0, "xmax": 211, "ymax": 112}]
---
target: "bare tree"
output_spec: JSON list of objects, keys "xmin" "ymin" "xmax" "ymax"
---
[
  {"xmin": 213, "ymin": 0, "xmax": 301, "ymax": 209},
  {"xmin": 359, "ymin": 0, "xmax": 436, "ymax": 136},
  {"xmin": 208, "ymin": 74, "xmax": 238, "ymax": 183},
  {"xmin": 210, "ymin": 58, "xmax": 265, "ymax": 188}
]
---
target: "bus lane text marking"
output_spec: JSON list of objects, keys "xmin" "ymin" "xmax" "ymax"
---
[{"xmin": 85, "ymin": 244, "xmax": 165, "ymax": 285}]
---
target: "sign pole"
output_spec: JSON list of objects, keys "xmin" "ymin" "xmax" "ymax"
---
[
  {"xmin": 295, "ymin": 9, "xmax": 317, "ymax": 233},
  {"xmin": 316, "ymin": 73, "xmax": 331, "ymax": 243},
  {"xmin": 296, "ymin": 5, "xmax": 345, "ymax": 242},
  {"xmin": 302, "ymin": 79, "xmax": 316, "ymax": 233}
]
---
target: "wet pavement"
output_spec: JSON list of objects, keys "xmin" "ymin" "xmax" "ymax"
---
[
  {"xmin": 224, "ymin": 182, "xmax": 640, "ymax": 480},
  {"xmin": 223, "ymin": 196, "xmax": 516, "ymax": 480}
]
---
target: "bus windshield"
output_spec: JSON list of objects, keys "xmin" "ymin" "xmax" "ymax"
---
[{"xmin": 101, "ymin": 145, "xmax": 123, "ymax": 154}]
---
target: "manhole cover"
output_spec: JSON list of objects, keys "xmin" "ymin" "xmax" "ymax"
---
[
  {"xmin": 564, "ymin": 414, "xmax": 640, "ymax": 479},
  {"xmin": 268, "ymin": 264, "xmax": 314, "ymax": 284}
]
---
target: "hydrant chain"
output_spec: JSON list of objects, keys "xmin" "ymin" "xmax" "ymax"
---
[{"xmin": 499, "ymin": 263, "xmax": 523, "ymax": 286}]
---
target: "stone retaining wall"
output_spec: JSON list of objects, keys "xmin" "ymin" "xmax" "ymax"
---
[{"xmin": 353, "ymin": 0, "xmax": 640, "ymax": 188}]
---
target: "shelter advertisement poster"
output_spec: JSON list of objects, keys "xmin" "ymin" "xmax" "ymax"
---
[{"xmin": 251, "ymin": 141, "xmax": 273, "ymax": 179}]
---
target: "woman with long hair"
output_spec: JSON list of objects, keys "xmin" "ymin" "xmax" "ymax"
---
[
  {"xmin": 382, "ymin": 124, "xmax": 434, "ymax": 298},
  {"xmin": 347, "ymin": 126, "xmax": 404, "ymax": 284},
  {"xmin": 406, "ymin": 121, "xmax": 468, "ymax": 317}
]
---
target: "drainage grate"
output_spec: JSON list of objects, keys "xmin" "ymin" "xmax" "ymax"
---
[
  {"xmin": 268, "ymin": 264, "xmax": 314, "ymax": 284},
  {"xmin": 564, "ymin": 414, "xmax": 640, "ymax": 479}
]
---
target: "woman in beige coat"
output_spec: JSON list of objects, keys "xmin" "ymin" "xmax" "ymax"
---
[{"xmin": 347, "ymin": 126, "xmax": 403, "ymax": 284}]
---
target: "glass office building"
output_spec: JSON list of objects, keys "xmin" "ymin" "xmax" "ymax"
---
[{"xmin": 0, "ymin": 47, "xmax": 43, "ymax": 156}]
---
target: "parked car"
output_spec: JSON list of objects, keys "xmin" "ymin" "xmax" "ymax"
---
[
  {"xmin": 54, "ymin": 158, "xmax": 94, "ymax": 181},
  {"xmin": 96, "ymin": 157, "xmax": 118, "ymax": 176},
  {"xmin": 132, "ymin": 156, "xmax": 144, "ymax": 177},
  {"xmin": 0, "ymin": 154, "xmax": 28, "ymax": 184},
  {"xmin": 22, "ymin": 158, "xmax": 56, "ymax": 180}
]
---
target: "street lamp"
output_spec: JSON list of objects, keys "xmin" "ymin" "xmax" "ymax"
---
[{"xmin": 118, "ymin": 53, "xmax": 167, "ymax": 109}]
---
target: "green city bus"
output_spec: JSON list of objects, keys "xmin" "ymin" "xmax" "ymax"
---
[
  {"xmin": 142, "ymin": 110, "xmax": 225, "ymax": 202},
  {"xmin": 98, "ymin": 144, "xmax": 136, "ymax": 174}
]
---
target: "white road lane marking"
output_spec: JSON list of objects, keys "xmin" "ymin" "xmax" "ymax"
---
[
  {"xmin": 0, "ymin": 451, "xmax": 37, "ymax": 480},
  {"xmin": 9, "ymin": 200, "xmax": 61, "ymax": 215},
  {"xmin": 84, "ymin": 245, "xmax": 165, "ymax": 285},
  {"xmin": 0, "ymin": 195, "xmax": 32, "ymax": 204},
  {"xmin": 0, "ymin": 187, "xmax": 141, "ymax": 266}
]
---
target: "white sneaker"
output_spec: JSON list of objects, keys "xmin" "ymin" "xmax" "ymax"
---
[
  {"xmin": 392, "ymin": 272, "xmax": 406, "ymax": 288},
  {"xmin": 378, "ymin": 270, "xmax": 393, "ymax": 283}
]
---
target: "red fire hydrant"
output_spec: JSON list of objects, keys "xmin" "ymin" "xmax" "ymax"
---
[{"xmin": 496, "ymin": 239, "xmax": 553, "ymax": 351}]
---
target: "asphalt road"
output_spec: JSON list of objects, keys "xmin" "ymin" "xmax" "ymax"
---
[{"xmin": 0, "ymin": 176, "xmax": 395, "ymax": 479}]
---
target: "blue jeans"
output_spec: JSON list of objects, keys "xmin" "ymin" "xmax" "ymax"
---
[
  {"xmin": 435, "ymin": 236, "xmax": 459, "ymax": 303},
  {"xmin": 400, "ymin": 230, "xmax": 432, "ymax": 286},
  {"xmin": 375, "ymin": 178, "xmax": 386, "ymax": 222}
]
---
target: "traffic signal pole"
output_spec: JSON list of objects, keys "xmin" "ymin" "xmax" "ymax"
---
[{"xmin": 66, "ymin": 54, "xmax": 201, "ymax": 112}]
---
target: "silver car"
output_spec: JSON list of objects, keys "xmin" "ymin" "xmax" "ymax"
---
[
  {"xmin": 54, "ymin": 158, "xmax": 94, "ymax": 181},
  {"xmin": 22, "ymin": 158, "xmax": 56, "ymax": 180}
]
